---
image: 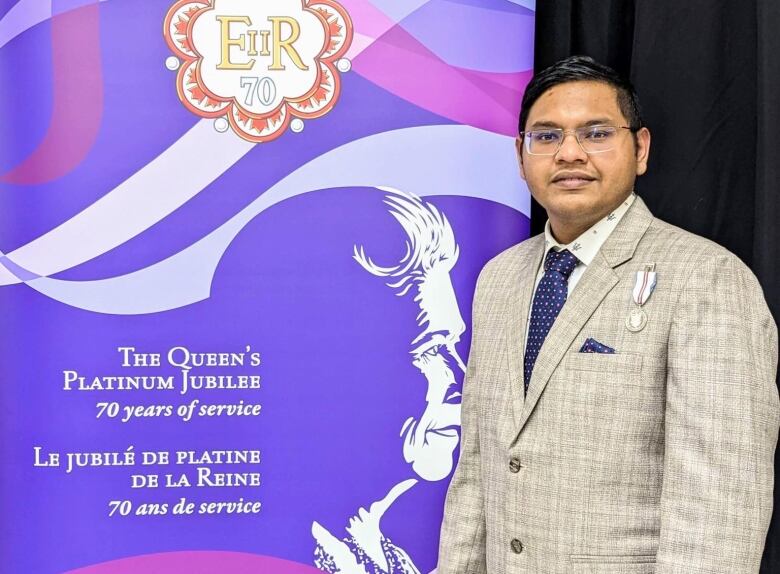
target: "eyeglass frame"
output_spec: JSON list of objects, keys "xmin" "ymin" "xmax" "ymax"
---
[{"xmin": 518, "ymin": 125, "xmax": 640, "ymax": 156}]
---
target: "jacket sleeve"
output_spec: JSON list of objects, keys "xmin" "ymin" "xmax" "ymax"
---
[
  {"xmin": 437, "ymin": 271, "xmax": 487, "ymax": 574},
  {"xmin": 656, "ymin": 252, "xmax": 780, "ymax": 573}
]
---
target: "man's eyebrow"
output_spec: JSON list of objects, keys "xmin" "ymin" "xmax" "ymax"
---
[
  {"xmin": 527, "ymin": 118, "xmax": 615, "ymax": 129},
  {"xmin": 527, "ymin": 120, "xmax": 561, "ymax": 129},
  {"xmin": 582, "ymin": 118, "xmax": 614, "ymax": 126}
]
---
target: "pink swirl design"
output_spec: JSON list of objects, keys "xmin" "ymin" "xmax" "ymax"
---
[{"xmin": 0, "ymin": 2, "xmax": 103, "ymax": 185}]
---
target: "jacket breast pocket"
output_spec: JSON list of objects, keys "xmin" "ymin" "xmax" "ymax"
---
[
  {"xmin": 564, "ymin": 351, "xmax": 646, "ymax": 397},
  {"xmin": 570, "ymin": 554, "xmax": 656, "ymax": 574},
  {"xmin": 564, "ymin": 351, "xmax": 643, "ymax": 376}
]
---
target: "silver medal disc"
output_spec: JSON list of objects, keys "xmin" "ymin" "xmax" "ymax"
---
[{"xmin": 626, "ymin": 308, "xmax": 648, "ymax": 332}]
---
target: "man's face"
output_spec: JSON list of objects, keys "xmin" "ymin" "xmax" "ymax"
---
[{"xmin": 516, "ymin": 81, "xmax": 650, "ymax": 240}]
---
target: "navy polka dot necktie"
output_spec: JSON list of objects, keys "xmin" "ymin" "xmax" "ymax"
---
[{"xmin": 524, "ymin": 249, "xmax": 579, "ymax": 392}]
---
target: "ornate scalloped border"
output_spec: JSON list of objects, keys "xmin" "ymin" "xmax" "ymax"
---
[{"xmin": 163, "ymin": 0, "xmax": 353, "ymax": 142}]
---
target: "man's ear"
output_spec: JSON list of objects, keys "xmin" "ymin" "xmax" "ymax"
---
[
  {"xmin": 635, "ymin": 127, "xmax": 651, "ymax": 176},
  {"xmin": 515, "ymin": 137, "xmax": 526, "ymax": 180}
]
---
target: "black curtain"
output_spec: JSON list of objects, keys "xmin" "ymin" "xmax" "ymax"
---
[{"xmin": 533, "ymin": 1, "xmax": 780, "ymax": 571}]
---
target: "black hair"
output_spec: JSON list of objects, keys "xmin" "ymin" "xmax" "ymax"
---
[{"xmin": 518, "ymin": 55, "xmax": 644, "ymax": 134}]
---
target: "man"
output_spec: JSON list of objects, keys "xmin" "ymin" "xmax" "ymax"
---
[{"xmin": 437, "ymin": 56, "xmax": 779, "ymax": 574}]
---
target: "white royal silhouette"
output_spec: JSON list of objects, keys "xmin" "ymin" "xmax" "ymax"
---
[{"xmin": 312, "ymin": 188, "xmax": 466, "ymax": 574}]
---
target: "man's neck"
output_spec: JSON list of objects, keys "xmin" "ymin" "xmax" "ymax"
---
[
  {"xmin": 548, "ymin": 195, "xmax": 634, "ymax": 244},
  {"xmin": 547, "ymin": 193, "xmax": 636, "ymax": 246},
  {"xmin": 548, "ymin": 219, "xmax": 593, "ymax": 245}
]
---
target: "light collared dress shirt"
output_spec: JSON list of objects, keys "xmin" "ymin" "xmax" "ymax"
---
[
  {"xmin": 533, "ymin": 193, "xmax": 636, "ymax": 293},
  {"xmin": 525, "ymin": 193, "xmax": 636, "ymax": 343}
]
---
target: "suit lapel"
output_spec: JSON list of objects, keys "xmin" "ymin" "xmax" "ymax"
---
[
  {"xmin": 515, "ymin": 252, "xmax": 619, "ymax": 434},
  {"xmin": 510, "ymin": 196, "xmax": 655, "ymax": 439}
]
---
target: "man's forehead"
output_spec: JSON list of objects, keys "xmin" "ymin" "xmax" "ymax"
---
[{"xmin": 526, "ymin": 80, "xmax": 624, "ymax": 126}]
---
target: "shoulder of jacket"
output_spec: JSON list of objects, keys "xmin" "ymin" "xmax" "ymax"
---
[
  {"xmin": 644, "ymin": 217, "xmax": 750, "ymax": 272},
  {"xmin": 481, "ymin": 233, "xmax": 544, "ymax": 278}
]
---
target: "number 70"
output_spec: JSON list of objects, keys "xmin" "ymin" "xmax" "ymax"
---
[{"xmin": 240, "ymin": 76, "xmax": 277, "ymax": 106}]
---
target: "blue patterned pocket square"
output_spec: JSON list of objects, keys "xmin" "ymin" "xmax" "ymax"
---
[{"xmin": 579, "ymin": 337, "xmax": 616, "ymax": 354}]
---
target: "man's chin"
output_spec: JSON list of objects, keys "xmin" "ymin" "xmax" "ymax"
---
[{"xmin": 534, "ymin": 190, "xmax": 595, "ymax": 219}]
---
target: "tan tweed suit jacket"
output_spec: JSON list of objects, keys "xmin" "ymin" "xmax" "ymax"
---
[{"xmin": 437, "ymin": 197, "xmax": 779, "ymax": 574}]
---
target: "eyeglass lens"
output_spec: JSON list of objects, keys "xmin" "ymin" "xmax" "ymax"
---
[{"xmin": 526, "ymin": 126, "xmax": 619, "ymax": 154}]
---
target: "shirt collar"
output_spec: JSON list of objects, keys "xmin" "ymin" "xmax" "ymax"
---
[{"xmin": 544, "ymin": 193, "xmax": 636, "ymax": 266}]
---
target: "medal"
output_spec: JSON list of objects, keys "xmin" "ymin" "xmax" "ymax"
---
[
  {"xmin": 626, "ymin": 263, "xmax": 656, "ymax": 333},
  {"xmin": 626, "ymin": 308, "xmax": 648, "ymax": 332}
]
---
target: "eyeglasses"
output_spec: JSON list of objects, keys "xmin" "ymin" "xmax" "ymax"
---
[{"xmin": 519, "ymin": 125, "xmax": 638, "ymax": 155}]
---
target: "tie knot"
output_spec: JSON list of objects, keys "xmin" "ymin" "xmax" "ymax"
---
[{"xmin": 544, "ymin": 249, "xmax": 578, "ymax": 278}]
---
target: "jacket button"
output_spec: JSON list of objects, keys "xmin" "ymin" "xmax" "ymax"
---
[
  {"xmin": 509, "ymin": 457, "xmax": 522, "ymax": 473},
  {"xmin": 510, "ymin": 538, "xmax": 524, "ymax": 554}
]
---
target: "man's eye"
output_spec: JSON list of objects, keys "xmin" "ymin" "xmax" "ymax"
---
[
  {"xmin": 533, "ymin": 131, "xmax": 560, "ymax": 143},
  {"xmin": 583, "ymin": 128, "xmax": 612, "ymax": 140}
]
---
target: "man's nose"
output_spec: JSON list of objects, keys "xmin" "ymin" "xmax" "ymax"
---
[{"xmin": 555, "ymin": 132, "xmax": 588, "ymax": 163}]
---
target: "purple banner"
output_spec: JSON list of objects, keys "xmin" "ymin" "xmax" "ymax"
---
[{"xmin": 0, "ymin": 0, "xmax": 533, "ymax": 572}]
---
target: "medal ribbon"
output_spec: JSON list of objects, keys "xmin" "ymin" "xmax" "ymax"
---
[{"xmin": 632, "ymin": 270, "xmax": 657, "ymax": 306}]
